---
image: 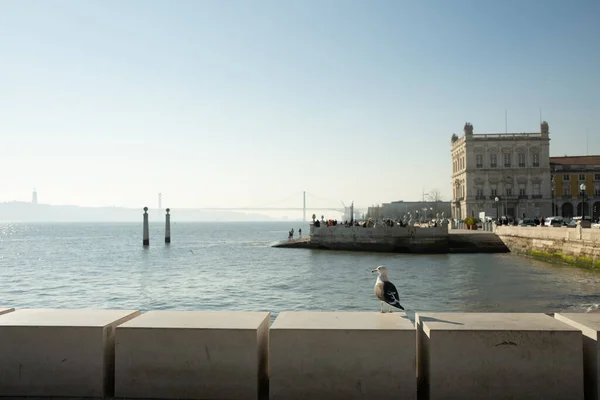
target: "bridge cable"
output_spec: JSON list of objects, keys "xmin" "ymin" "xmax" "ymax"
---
[{"xmin": 243, "ymin": 191, "xmax": 304, "ymax": 209}]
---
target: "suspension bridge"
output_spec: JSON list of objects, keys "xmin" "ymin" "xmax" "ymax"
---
[{"xmin": 161, "ymin": 191, "xmax": 368, "ymax": 219}]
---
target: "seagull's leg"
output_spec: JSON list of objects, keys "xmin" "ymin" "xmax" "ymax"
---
[
  {"xmin": 380, "ymin": 301, "xmax": 384, "ymax": 313},
  {"xmin": 388, "ymin": 304, "xmax": 393, "ymax": 313}
]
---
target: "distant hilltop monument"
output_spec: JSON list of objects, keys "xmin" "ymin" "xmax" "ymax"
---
[{"xmin": 32, "ymin": 189, "xmax": 38, "ymax": 205}]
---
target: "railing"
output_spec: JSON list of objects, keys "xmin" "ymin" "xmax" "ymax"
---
[
  {"xmin": 532, "ymin": 195, "xmax": 543, "ymax": 199},
  {"xmin": 518, "ymin": 195, "xmax": 528, "ymax": 199},
  {"xmin": 472, "ymin": 132, "xmax": 544, "ymax": 139}
]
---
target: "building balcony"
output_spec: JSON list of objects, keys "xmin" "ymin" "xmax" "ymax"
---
[
  {"xmin": 518, "ymin": 195, "xmax": 529, "ymax": 199},
  {"xmin": 475, "ymin": 196, "xmax": 486, "ymax": 200},
  {"xmin": 531, "ymin": 195, "xmax": 543, "ymax": 199},
  {"xmin": 562, "ymin": 195, "xmax": 572, "ymax": 200}
]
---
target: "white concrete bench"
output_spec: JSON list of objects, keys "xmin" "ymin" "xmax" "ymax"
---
[
  {"xmin": 269, "ymin": 311, "xmax": 416, "ymax": 400},
  {"xmin": 114, "ymin": 310, "xmax": 270, "ymax": 400},
  {"xmin": 0, "ymin": 308, "xmax": 140, "ymax": 398},
  {"xmin": 555, "ymin": 313, "xmax": 600, "ymax": 400},
  {"xmin": 0, "ymin": 307, "xmax": 14, "ymax": 316},
  {"xmin": 416, "ymin": 312, "xmax": 584, "ymax": 400}
]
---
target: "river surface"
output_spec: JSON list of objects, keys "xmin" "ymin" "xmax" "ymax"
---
[{"xmin": 1, "ymin": 222, "xmax": 599, "ymax": 320}]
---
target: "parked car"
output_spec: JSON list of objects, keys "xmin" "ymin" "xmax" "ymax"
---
[
  {"xmin": 544, "ymin": 216, "xmax": 565, "ymax": 227},
  {"xmin": 518, "ymin": 218, "xmax": 537, "ymax": 227},
  {"xmin": 566, "ymin": 220, "xmax": 577, "ymax": 228}
]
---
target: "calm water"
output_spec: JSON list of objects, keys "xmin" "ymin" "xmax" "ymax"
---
[{"xmin": 1, "ymin": 222, "xmax": 599, "ymax": 320}]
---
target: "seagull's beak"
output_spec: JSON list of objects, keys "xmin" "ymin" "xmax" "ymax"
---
[{"xmin": 371, "ymin": 269, "xmax": 377, "ymax": 273}]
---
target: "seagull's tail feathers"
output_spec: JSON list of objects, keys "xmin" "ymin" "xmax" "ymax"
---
[{"xmin": 388, "ymin": 301, "xmax": 404, "ymax": 310}]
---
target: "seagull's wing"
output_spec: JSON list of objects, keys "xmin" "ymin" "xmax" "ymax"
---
[{"xmin": 383, "ymin": 281, "xmax": 404, "ymax": 310}]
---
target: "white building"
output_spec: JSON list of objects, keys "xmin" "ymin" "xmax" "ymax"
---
[{"xmin": 450, "ymin": 121, "xmax": 552, "ymax": 220}]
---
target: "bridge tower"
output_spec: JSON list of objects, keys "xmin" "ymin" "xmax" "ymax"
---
[{"xmin": 303, "ymin": 191, "xmax": 306, "ymax": 222}]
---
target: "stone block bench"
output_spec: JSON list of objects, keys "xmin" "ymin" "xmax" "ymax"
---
[
  {"xmin": 416, "ymin": 312, "xmax": 584, "ymax": 400},
  {"xmin": 269, "ymin": 311, "xmax": 416, "ymax": 400},
  {"xmin": 114, "ymin": 310, "xmax": 270, "ymax": 400},
  {"xmin": 555, "ymin": 313, "xmax": 600, "ymax": 400},
  {"xmin": 0, "ymin": 308, "xmax": 140, "ymax": 398}
]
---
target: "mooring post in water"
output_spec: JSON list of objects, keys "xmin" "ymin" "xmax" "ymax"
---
[
  {"xmin": 165, "ymin": 208, "xmax": 171, "ymax": 244},
  {"xmin": 143, "ymin": 207, "xmax": 149, "ymax": 246}
]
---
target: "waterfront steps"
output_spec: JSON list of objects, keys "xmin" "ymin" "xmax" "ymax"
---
[{"xmin": 0, "ymin": 309, "xmax": 599, "ymax": 399}]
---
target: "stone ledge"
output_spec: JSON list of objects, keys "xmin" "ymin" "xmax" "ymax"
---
[
  {"xmin": 270, "ymin": 311, "xmax": 416, "ymax": 400},
  {"xmin": 555, "ymin": 313, "xmax": 600, "ymax": 400},
  {"xmin": 0, "ymin": 308, "xmax": 141, "ymax": 398},
  {"xmin": 416, "ymin": 312, "xmax": 584, "ymax": 400},
  {"xmin": 115, "ymin": 311, "xmax": 270, "ymax": 400}
]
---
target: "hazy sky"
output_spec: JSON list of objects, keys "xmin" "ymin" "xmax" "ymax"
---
[{"xmin": 1, "ymin": 0, "xmax": 598, "ymax": 212}]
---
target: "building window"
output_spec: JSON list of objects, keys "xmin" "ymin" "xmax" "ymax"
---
[
  {"xmin": 579, "ymin": 174, "xmax": 585, "ymax": 181},
  {"xmin": 533, "ymin": 183, "xmax": 540, "ymax": 195},
  {"xmin": 532, "ymin": 153, "xmax": 539, "ymax": 167},
  {"xmin": 476, "ymin": 188, "xmax": 484, "ymax": 197},
  {"xmin": 506, "ymin": 187, "xmax": 512, "ymax": 196},
  {"xmin": 563, "ymin": 174, "xmax": 570, "ymax": 181},
  {"xmin": 490, "ymin": 154, "xmax": 497, "ymax": 168},
  {"xmin": 518, "ymin": 153, "xmax": 525, "ymax": 167},
  {"xmin": 491, "ymin": 188, "xmax": 497, "ymax": 197},
  {"xmin": 476, "ymin": 154, "xmax": 483, "ymax": 168},
  {"xmin": 595, "ymin": 174, "xmax": 600, "ymax": 181},
  {"xmin": 504, "ymin": 153, "xmax": 511, "ymax": 167},
  {"xmin": 563, "ymin": 186, "xmax": 570, "ymax": 196},
  {"xmin": 519, "ymin": 188, "xmax": 526, "ymax": 195},
  {"xmin": 595, "ymin": 183, "xmax": 600, "ymax": 196}
]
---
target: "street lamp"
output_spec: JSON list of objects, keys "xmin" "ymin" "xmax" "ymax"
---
[
  {"xmin": 580, "ymin": 182, "xmax": 586, "ymax": 219},
  {"xmin": 551, "ymin": 176, "xmax": 555, "ymax": 216},
  {"xmin": 495, "ymin": 196, "xmax": 499, "ymax": 221}
]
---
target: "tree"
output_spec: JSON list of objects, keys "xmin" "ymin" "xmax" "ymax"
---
[
  {"xmin": 426, "ymin": 189, "xmax": 443, "ymax": 203},
  {"xmin": 426, "ymin": 189, "xmax": 444, "ymax": 217}
]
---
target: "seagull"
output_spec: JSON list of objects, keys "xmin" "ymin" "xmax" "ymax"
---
[{"xmin": 372, "ymin": 266, "xmax": 404, "ymax": 313}]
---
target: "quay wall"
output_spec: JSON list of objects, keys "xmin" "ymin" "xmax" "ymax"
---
[
  {"xmin": 495, "ymin": 225, "xmax": 600, "ymax": 269},
  {"xmin": 309, "ymin": 224, "xmax": 450, "ymax": 253},
  {"xmin": 1, "ymin": 308, "xmax": 599, "ymax": 400}
]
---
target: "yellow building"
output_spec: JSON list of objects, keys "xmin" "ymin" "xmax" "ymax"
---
[{"xmin": 550, "ymin": 156, "xmax": 600, "ymax": 219}]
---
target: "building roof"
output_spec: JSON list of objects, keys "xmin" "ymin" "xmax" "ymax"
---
[{"xmin": 550, "ymin": 155, "xmax": 600, "ymax": 166}]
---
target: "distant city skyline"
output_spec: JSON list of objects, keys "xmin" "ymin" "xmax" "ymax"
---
[{"xmin": 1, "ymin": 0, "xmax": 598, "ymax": 217}]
